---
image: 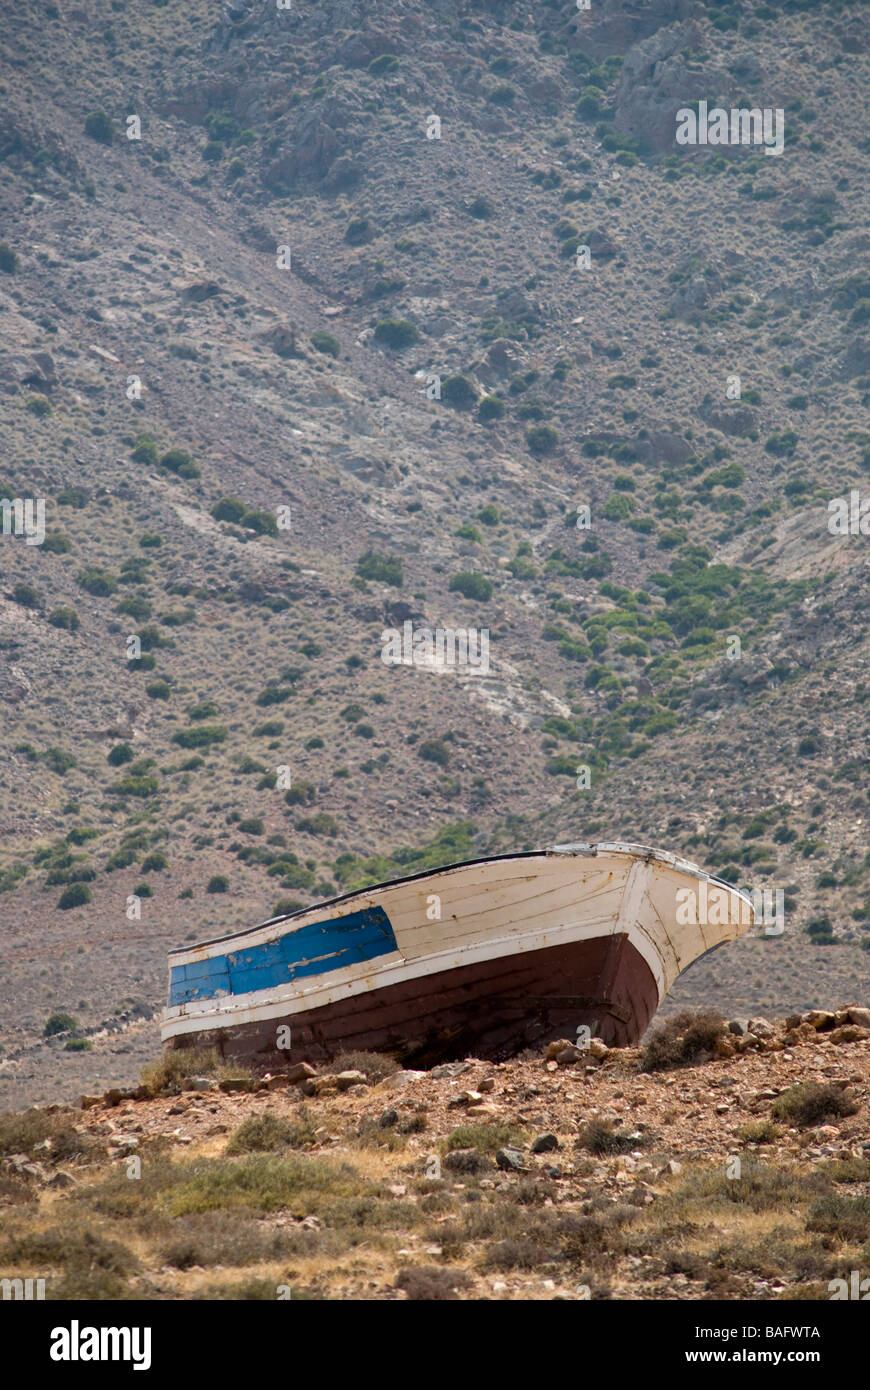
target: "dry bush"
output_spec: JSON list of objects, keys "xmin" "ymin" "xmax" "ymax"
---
[
  {"xmin": 640, "ymin": 1009, "xmax": 728, "ymax": 1072},
  {"xmin": 140, "ymin": 1047, "xmax": 221, "ymax": 1095},
  {"xmin": 396, "ymin": 1265, "xmax": 474, "ymax": 1300},
  {"xmin": 577, "ymin": 1118, "xmax": 648, "ymax": 1155},
  {"xmin": 771, "ymin": 1083, "xmax": 859, "ymax": 1128},
  {"xmin": 226, "ymin": 1109, "xmax": 317, "ymax": 1155},
  {"xmin": 326, "ymin": 1050, "xmax": 400, "ymax": 1083}
]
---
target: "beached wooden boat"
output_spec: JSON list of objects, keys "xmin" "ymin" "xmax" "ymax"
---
[{"xmin": 162, "ymin": 842, "xmax": 753, "ymax": 1067}]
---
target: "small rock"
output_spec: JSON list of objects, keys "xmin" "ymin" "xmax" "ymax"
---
[
  {"xmin": 378, "ymin": 1108, "xmax": 399, "ymax": 1128},
  {"xmin": 285, "ymin": 1062, "xmax": 317, "ymax": 1084},
  {"xmin": 845, "ymin": 1006, "xmax": 870, "ymax": 1029},
  {"xmin": 804, "ymin": 1010, "xmax": 836, "ymax": 1031},
  {"xmin": 46, "ymin": 1170, "xmax": 75, "ymax": 1189},
  {"xmin": 334, "ymin": 1070, "xmax": 367, "ymax": 1091},
  {"xmin": 79, "ymin": 1095, "xmax": 102, "ymax": 1109},
  {"xmin": 219, "ymin": 1077, "xmax": 253, "ymax": 1093},
  {"xmin": 531, "ymin": 1133, "xmax": 560, "ymax": 1154},
  {"xmin": 728, "ymin": 1019, "xmax": 750, "ymax": 1036},
  {"xmin": 748, "ymin": 1018, "xmax": 774, "ymax": 1038},
  {"xmin": 496, "ymin": 1146, "xmax": 527, "ymax": 1172},
  {"xmin": 448, "ymin": 1090, "xmax": 483, "ymax": 1107},
  {"xmin": 830, "ymin": 1025, "xmax": 870, "ymax": 1045},
  {"xmin": 466, "ymin": 1103, "xmax": 499, "ymax": 1119},
  {"xmin": 545, "ymin": 1039, "xmax": 575, "ymax": 1060},
  {"xmin": 182, "ymin": 1076, "xmax": 218, "ymax": 1092},
  {"xmin": 429, "ymin": 1061, "xmax": 472, "ymax": 1079}
]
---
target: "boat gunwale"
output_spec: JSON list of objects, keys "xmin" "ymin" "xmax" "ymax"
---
[{"xmin": 167, "ymin": 841, "xmax": 751, "ymax": 963}]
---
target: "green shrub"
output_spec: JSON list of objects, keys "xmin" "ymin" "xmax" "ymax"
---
[
  {"xmin": 526, "ymin": 424, "xmax": 558, "ymax": 456},
  {"xmin": 172, "ymin": 726, "xmax": 227, "ymax": 749},
  {"xmin": 43, "ymin": 1011, "xmax": 80, "ymax": 1037},
  {"xmin": 131, "ymin": 433, "xmax": 159, "ymax": 465},
  {"xmin": 78, "ymin": 568, "xmax": 116, "ymax": 597},
  {"xmin": 478, "ymin": 395, "xmax": 505, "ymax": 421},
  {"xmin": 84, "ymin": 110, "xmax": 113, "ymax": 144},
  {"xmin": 107, "ymin": 743, "xmax": 134, "ymax": 766},
  {"xmin": 284, "ymin": 781, "xmax": 315, "ymax": 806},
  {"xmin": 0, "ymin": 241, "xmax": 18, "ymax": 274},
  {"xmin": 356, "ymin": 551, "xmax": 403, "ymax": 586},
  {"xmin": 160, "ymin": 448, "xmax": 200, "ymax": 479},
  {"xmin": 238, "ymin": 818, "xmax": 264, "ymax": 836},
  {"xmin": 26, "ymin": 395, "xmax": 52, "ymax": 418},
  {"xmin": 11, "ymin": 583, "xmax": 42, "ymax": 609},
  {"xmin": 448, "ymin": 571, "xmax": 493, "ymax": 601},
  {"xmin": 42, "ymin": 747, "xmax": 76, "ymax": 775},
  {"xmin": 295, "ymin": 813, "xmax": 338, "ymax": 838},
  {"xmin": 442, "ymin": 375, "xmax": 477, "ymax": 409},
  {"xmin": 310, "ymin": 330, "xmax": 340, "ymax": 358},
  {"xmin": 211, "ymin": 496, "xmax": 247, "ymax": 524},
  {"xmin": 344, "ymin": 217, "xmax": 372, "ymax": 245},
  {"xmin": 418, "ymin": 738, "xmax": 450, "ymax": 767},
  {"xmin": 368, "ymin": 53, "xmax": 398, "ymax": 75},
  {"xmin": 58, "ymin": 883, "xmax": 91, "ymax": 910},
  {"xmin": 207, "ymin": 876, "xmax": 229, "ymax": 894},
  {"xmin": 110, "ymin": 775, "xmax": 159, "ymax": 798},
  {"xmin": 146, "ymin": 680, "xmax": 171, "ymax": 700},
  {"xmin": 373, "ymin": 318, "xmax": 418, "ymax": 350},
  {"xmin": 467, "ymin": 195, "xmax": 495, "ymax": 219},
  {"xmin": 188, "ymin": 702, "xmax": 219, "ymax": 721},
  {"xmin": 141, "ymin": 852, "xmax": 169, "ymax": 873},
  {"xmin": 41, "ymin": 532, "xmax": 71, "ymax": 554}
]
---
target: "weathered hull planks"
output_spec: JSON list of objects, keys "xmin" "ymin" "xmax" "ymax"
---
[
  {"xmin": 166, "ymin": 932, "xmax": 659, "ymax": 1066},
  {"xmin": 162, "ymin": 843, "xmax": 754, "ymax": 1068}
]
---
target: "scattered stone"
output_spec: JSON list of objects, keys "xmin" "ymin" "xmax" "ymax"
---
[
  {"xmin": 182, "ymin": 1076, "xmax": 218, "ymax": 1092},
  {"xmin": 285, "ymin": 1062, "xmax": 317, "ymax": 1085},
  {"xmin": 219, "ymin": 1077, "xmax": 253, "ymax": 1093},
  {"xmin": 448, "ymin": 1090, "xmax": 483, "ymax": 1107},
  {"xmin": 334, "ymin": 1070, "xmax": 368, "ymax": 1091},
  {"xmin": 378, "ymin": 1108, "xmax": 399, "ymax": 1128},
  {"xmin": 805, "ymin": 1010, "xmax": 836, "ymax": 1031},
  {"xmin": 46, "ymin": 1170, "xmax": 75, "ymax": 1189},
  {"xmin": 495, "ymin": 1146, "xmax": 527, "ymax": 1172},
  {"xmin": 430, "ymin": 1061, "xmax": 473, "ymax": 1079},
  {"xmin": 531, "ymin": 1133, "xmax": 560, "ymax": 1154},
  {"xmin": 830, "ymin": 1025, "xmax": 870, "ymax": 1045},
  {"xmin": 728, "ymin": 1019, "xmax": 750, "ymax": 1036},
  {"xmin": 748, "ymin": 1018, "xmax": 774, "ymax": 1038}
]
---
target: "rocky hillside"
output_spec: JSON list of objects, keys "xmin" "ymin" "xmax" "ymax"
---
[
  {"xmin": 1, "ymin": 1009, "xmax": 869, "ymax": 1301},
  {"xmin": 1, "ymin": 0, "xmax": 869, "ymax": 1108}
]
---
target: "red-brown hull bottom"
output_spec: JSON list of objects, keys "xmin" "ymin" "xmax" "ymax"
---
[{"xmin": 166, "ymin": 932, "xmax": 659, "ymax": 1069}]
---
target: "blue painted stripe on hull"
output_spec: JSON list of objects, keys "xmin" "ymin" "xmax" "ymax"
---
[{"xmin": 168, "ymin": 906, "xmax": 398, "ymax": 1006}]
